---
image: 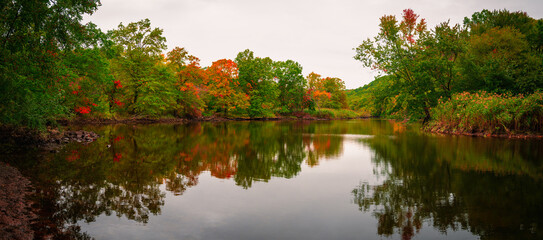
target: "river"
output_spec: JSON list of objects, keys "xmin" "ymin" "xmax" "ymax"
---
[{"xmin": 3, "ymin": 119, "xmax": 543, "ymax": 239}]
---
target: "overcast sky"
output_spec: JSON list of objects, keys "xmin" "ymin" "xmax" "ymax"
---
[{"xmin": 84, "ymin": 0, "xmax": 543, "ymax": 89}]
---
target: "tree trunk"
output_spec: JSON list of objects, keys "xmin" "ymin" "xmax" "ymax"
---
[{"xmin": 423, "ymin": 106, "xmax": 431, "ymax": 125}]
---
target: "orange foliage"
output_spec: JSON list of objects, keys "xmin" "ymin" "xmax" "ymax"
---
[
  {"xmin": 313, "ymin": 90, "xmax": 331, "ymax": 99},
  {"xmin": 206, "ymin": 59, "xmax": 249, "ymax": 112}
]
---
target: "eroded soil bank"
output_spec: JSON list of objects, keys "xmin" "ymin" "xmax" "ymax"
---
[{"xmin": 0, "ymin": 162, "xmax": 35, "ymax": 240}]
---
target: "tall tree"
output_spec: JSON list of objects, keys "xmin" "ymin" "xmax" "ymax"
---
[
  {"xmin": 0, "ymin": 0, "xmax": 101, "ymax": 128},
  {"xmin": 205, "ymin": 59, "xmax": 249, "ymax": 115},
  {"xmin": 418, "ymin": 21, "xmax": 466, "ymax": 96},
  {"xmin": 274, "ymin": 60, "xmax": 305, "ymax": 111},
  {"xmin": 235, "ymin": 49, "xmax": 277, "ymax": 117},
  {"xmin": 167, "ymin": 48, "xmax": 207, "ymax": 118},
  {"xmin": 109, "ymin": 19, "xmax": 175, "ymax": 116},
  {"xmin": 355, "ymin": 9, "xmax": 436, "ymax": 121},
  {"xmin": 461, "ymin": 9, "xmax": 543, "ymax": 93}
]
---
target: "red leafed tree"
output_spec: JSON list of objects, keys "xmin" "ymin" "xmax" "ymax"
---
[
  {"xmin": 168, "ymin": 48, "xmax": 208, "ymax": 118},
  {"xmin": 205, "ymin": 59, "xmax": 249, "ymax": 115}
]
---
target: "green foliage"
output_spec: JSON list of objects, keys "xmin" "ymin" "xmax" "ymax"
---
[
  {"xmin": 458, "ymin": 27, "xmax": 542, "ymax": 93},
  {"xmin": 464, "ymin": 9, "xmax": 537, "ymax": 42},
  {"xmin": 235, "ymin": 49, "xmax": 278, "ymax": 117},
  {"xmin": 131, "ymin": 64, "xmax": 176, "ymax": 117},
  {"xmin": 304, "ymin": 108, "xmax": 362, "ymax": 119},
  {"xmin": 426, "ymin": 91, "xmax": 543, "ymax": 134},
  {"xmin": 5, "ymin": 4, "xmax": 542, "ymax": 129},
  {"xmin": 274, "ymin": 60, "xmax": 306, "ymax": 112},
  {"xmin": 460, "ymin": 9, "xmax": 543, "ymax": 95},
  {"xmin": 109, "ymin": 19, "xmax": 175, "ymax": 117},
  {"xmin": 354, "ymin": 9, "xmax": 440, "ymax": 122},
  {"xmin": 60, "ymin": 47, "xmax": 114, "ymax": 118},
  {"xmin": 347, "ymin": 75, "xmax": 398, "ymax": 117},
  {"xmin": 354, "ymin": 8, "xmax": 543, "ymax": 127},
  {"xmin": 0, "ymin": 0, "xmax": 101, "ymax": 128}
]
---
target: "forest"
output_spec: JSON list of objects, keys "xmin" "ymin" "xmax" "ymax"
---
[
  {"xmin": 0, "ymin": 0, "xmax": 353, "ymax": 131},
  {"xmin": 1, "ymin": 1, "xmax": 542, "ymax": 135},
  {"xmin": 350, "ymin": 9, "xmax": 543, "ymax": 135}
]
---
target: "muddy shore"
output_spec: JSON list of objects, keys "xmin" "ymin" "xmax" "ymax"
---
[{"xmin": 0, "ymin": 162, "xmax": 35, "ymax": 240}]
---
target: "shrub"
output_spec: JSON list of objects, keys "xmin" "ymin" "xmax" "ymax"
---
[{"xmin": 427, "ymin": 91, "xmax": 543, "ymax": 134}]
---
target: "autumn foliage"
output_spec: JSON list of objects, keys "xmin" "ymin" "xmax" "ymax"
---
[
  {"xmin": 306, "ymin": 72, "xmax": 348, "ymax": 109},
  {"xmin": 205, "ymin": 59, "xmax": 250, "ymax": 115}
]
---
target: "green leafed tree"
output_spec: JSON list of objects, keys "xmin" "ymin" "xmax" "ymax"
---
[
  {"xmin": 274, "ymin": 60, "xmax": 306, "ymax": 112},
  {"xmin": 109, "ymin": 19, "xmax": 176, "ymax": 117},
  {"xmin": 235, "ymin": 49, "xmax": 278, "ymax": 117},
  {"xmin": 355, "ymin": 9, "xmax": 439, "ymax": 122},
  {"xmin": 0, "ymin": 0, "xmax": 101, "ymax": 128},
  {"xmin": 355, "ymin": 9, "xmax": 469, "ymax": 122},
  {"xmin": 460, "ymin": 9, "xmax": 543, "ymax": 94}
]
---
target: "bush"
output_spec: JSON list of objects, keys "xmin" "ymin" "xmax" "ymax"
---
[{"xmin": 427, "ymin": 91, "xmax": 543, "ymax": 134}]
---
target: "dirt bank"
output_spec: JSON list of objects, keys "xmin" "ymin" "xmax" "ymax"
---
[
  {"xmin": 425, "ymin": 127, "xmax": 543, "ymax": 139},
  {"xmin": 0, "ymin": 162, "xmax": 35, "ymax": 240}
]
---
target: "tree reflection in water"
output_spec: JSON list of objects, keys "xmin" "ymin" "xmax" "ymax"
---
[
  {"xmin": 353, "ymin": 132, "xmax": 543, "ymax": 240},
  {"xmin": 10, "ymin": 120, "xmax": 543, "ymax": 239},
  {"xmin": 24, "ymin": 121, "xmax": 345, "ymax": 237}
]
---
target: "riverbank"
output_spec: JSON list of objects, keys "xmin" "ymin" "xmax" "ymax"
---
[
  {"xmin": 61, "ymin": 108, "xmax": 367, "ymax": 125},
  {"xmin": 424, "ymin": 127, "xmax": 543, "ymax": 139},
  {"xmin": 1, "ymin": 110, "xmax": 370, "ymax": 152},
  {"xmin": 0, "ymin": 126, "xmax": 99, "ymax": 153},
  {"xmin": 0, "ymin": 162, "xmax": 35, "ymax": 240}
]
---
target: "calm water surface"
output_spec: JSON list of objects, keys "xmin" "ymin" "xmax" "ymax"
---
[{"xmin": 6, "ymin": 119, "xmax": 543, "ymax": 239}]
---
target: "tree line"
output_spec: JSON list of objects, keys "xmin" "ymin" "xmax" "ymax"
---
[
  {"xmin": 0, "ymin": 1, "xmax": 350, "ymax": 129},
  {"xmin": 352, "ymin": 9, "xmax": 543, "ymax": 127}
]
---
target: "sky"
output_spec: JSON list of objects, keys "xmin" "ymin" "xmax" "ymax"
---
[{"xmin": 83, "ymin": 0, "xmax": 543, "ymax": 89}]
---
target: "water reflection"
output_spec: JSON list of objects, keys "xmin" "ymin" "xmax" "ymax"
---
[
  {"xmin": 354, "ymin": 132, "xmax": 543, "ymax": 240},
  {"xmin": 25, "ymin": 122, "xmax": 347, "ymax": 235},
  {"xmin": 5, "ymin": 120, "xmax": 543, "ymax": 239}
]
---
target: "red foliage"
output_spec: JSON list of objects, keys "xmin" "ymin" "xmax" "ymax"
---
[
  {"xmin": 210, "ymin": 162, "xmax": 237, "ymax": 179},
  {"xmin": 402, "ymin": 9, "xmax": 418, "ymax": 29},
  {"xmin": 75, "ymin": 106, "xmax": 91, "ymax": 114},
  {"xmin": 113, "ymin": 153, "xmax": 122, "ymax": 162},
  {"xmin": 113, "ymin": 99, "xmax": 124, "ymax": 107},
  {"xmin": 113, "ymin": 136, "xmax": 124, "ymax": 142},
  {"xmin": 303, "ymin": 89, "xmax": 314, "ymax": 103},
  {"xmin": 416, "ymin": 18, "xmax": 426, "ymax": 32},
  {"xmin": 114, "ymin": 80, "xmax": 123, "ymax": 89}
]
